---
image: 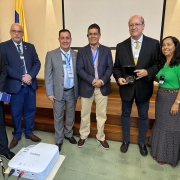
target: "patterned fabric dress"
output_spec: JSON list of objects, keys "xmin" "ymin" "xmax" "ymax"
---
[{"xmin": 149, "ymin": 64, "xmax": 180, "ymax": 167}]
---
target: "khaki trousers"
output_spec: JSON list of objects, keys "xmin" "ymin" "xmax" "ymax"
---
[{"xmin": 80, "ymin": 88, "xmax": 108, "ymax": 141}]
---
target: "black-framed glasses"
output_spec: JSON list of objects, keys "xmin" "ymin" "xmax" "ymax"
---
[
  {"xmin": 128, "ymin": 23, "xmax": 143, "ymax": 28},
  {"xmin": 11, "ymin": 30, "xmax": 23, "ymax": 34}
]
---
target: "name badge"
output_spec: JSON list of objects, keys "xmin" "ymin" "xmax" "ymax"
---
[
  {"xmin": 159, "ymin": 75, "xmax": 165, "ymax": 84},
  {"xmin": 67, "ymin": 69, "xmax": 74, "ymax": 78},
  {"xmin": 20, "ymin": 55, "xmax": 24, "ymax": 60},
  {"xmin": 63, "ymin": 60, "xmax": 66, "ymax": 65}
]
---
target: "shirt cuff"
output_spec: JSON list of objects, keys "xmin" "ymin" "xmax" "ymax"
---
[{"xmin": 100, "ymin": 79, "xmax": 104, "ymax": 86}]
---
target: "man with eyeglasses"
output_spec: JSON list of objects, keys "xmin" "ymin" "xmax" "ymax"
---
[
  {"xmin": 77, "ymin": 23, "xmax": 113, "ymax": 149},
  {"xmin": 0, "ymin": 23, "xmax": 41, "ymax": 149},
  {"xmin": 113, "ymin": 15, "xmax": 160, "ymax": 156}
]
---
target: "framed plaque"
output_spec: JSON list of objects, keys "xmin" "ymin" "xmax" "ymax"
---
[{"xmin": 123, "ymin": 65, "xmax": 136, "ymax": 84}]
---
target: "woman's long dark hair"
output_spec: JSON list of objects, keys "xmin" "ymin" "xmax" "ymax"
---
[{"xmin": 157, "ymin": 36, "xmax": 180, "ymax": 70}]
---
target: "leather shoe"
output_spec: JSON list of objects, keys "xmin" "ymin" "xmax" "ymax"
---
[
  {"xmin": 0, "ymin": 151, "xmax": 15, "ymax": 161},
  {"xmin": 158, "ymin": 161, "xmax": 166, "ymax": 165},
  {"xmin": 25, "ymin": 134, "xmax": 41, "ymax": 142},
  {"xmin": 120, "ymin": 141, "xmax": 130, "ymax": 153},
  {"xmin": 56, "ymin": 143, "xmax": 63, "ymax": 152},
  {"xmin": 77, "ymin": 138, "xmax": 87, "ymax": 147},
  {"xmin": 9, "ymin": 137, "xmax": 21, "ymax": 149},
  {"xmin": 65, "ymin": 136, "xmax": 77, "ymax": 144},
  {"xmin": 97, "ymin": 139, "xmax": 109, "ymax": 150},
  {"xmin": 138, "ymin": 144, "xmax": 148, "ymax": 156}
]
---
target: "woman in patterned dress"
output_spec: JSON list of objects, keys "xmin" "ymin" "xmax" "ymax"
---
[{"xmin": 149, "ymin": 36, "xmax": 180, "ymax": 166}]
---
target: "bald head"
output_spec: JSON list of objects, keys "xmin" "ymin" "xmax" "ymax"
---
[
  {"xmin": 10, "ymin": 23, "xmax": 24, "ymax": 44},
  {"xmin": 128, "ymin": 15, "xmax": 144, "ymax": 25},
  {"xmin": 128, "ymin": 15, "xmax": 145, "ymax": 40}
]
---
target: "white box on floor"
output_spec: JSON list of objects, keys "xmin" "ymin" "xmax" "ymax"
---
[{"xmin": 8, "ymin": 143, "xmax": 59, "ymax": 180}]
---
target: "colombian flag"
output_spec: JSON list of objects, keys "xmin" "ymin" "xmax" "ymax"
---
[{"xmin": 15, "ymin": 0, "xmax": 28, "ymax": 42}]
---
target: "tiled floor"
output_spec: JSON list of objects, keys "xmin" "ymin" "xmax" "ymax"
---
[{"xmin": 1, "ymin": 126, "xmax": 180, "ymax": 180}]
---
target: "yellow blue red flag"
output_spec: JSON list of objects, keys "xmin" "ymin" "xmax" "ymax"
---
[{"xmin": 15, "ymin": 0, "xmax": 28, "ymax": 42}]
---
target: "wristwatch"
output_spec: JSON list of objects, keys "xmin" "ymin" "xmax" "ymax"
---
[{"xmin": 175, "ymin": 100, "xmax": 180, "ymax": 104}]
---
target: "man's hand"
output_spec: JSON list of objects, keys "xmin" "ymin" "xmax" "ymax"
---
[
  {"xmin": 92, "ymin": 79, "xmax": 102, "ymax": 88},
  {"xmin": 134, "ymin": 69, "xmax": 148, "ymax": 80},
  {"xmin": 22, "ymin": 74, "xmax": 32, "ymax": 85},
  {"xmin": 48, "ymin": 95, "xmax": 56, "ymax": 103},
  {"xmin": 118, "ymin": 78, "xmax": 128, "ymax": 85}
]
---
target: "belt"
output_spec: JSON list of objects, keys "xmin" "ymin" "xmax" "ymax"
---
[
  {"xmin": 158, "ymin": 88, "xmax": 179, "ymax": 93},
  {"xmin": 64, "ymin": 87, "xmax": 74, "ymax": 91}
]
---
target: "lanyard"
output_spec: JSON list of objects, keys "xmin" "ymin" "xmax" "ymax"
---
[
  {"xmin": 91, "ymin": 48, "xmax": 99, "ymax": 63},
  {"xmin": 60, "ymin": 51, "xmax": 71, "ymax": 68}
]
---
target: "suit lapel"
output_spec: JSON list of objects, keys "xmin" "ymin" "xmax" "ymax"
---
[
  {"xmin": 55, "ymin": 48, "xmax": 64, "ymax": 72},
  {"xmin": 22, "ymin": 42, "xmax": 28, "ymax": 65},
  {"xmin": 125, "ymin": 38, "xmax": 134, "ymax": 64},
  {"xmin": 98, "ymin": 44, "xmax": 103, "ymax": 63},
  {"xmin": 9, "ymin": 40, "xmax": 20, "ymax": 60},
  {"xmin": 97, "ymin": 45, "xmax": 104, "ymax": 75},
  {"xmin": 138, "ymin": 35, "xmax": 147, "ymax": 64},
  {"xmin": 85, "ymin": 45, "xmax": 94, "ymax": 68},
  {"xmin": 70, "ymin": 49, "xmax": 76, "ymax": 73}
]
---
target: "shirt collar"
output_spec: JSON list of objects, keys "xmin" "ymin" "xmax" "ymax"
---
[
  {"xmin": 60, "ymin": 48, "xmax": 70, "ymax": 55},
  {"xmin": 12, "ymin": 40, "xmax": 23, "ymax": 47},
  {"xmin": 131, "ymin": 34, "xmax": 143, "ymax": 44},
  {"xmin": 90, "ymin": 44, "xmax": 100, "ymax": 50}
]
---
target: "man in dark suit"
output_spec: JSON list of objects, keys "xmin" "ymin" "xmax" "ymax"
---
[
  {"xmin": 113, "ymin": 15, "xmax": 159, "ymax": 156},
  {"xmin": 0, "ymin": 23, "xmax": 41, "ymax": 149},
  {"xmin": 45, "ymin": 29, "xmax": 78, "ymax": 151},
  {"xmin": 77, "ymin": 23, "xmax": 113, "ymax": 149},
  {"xmin": 0, "ymin": 51, "xmax": 15, "ymax": 160}
]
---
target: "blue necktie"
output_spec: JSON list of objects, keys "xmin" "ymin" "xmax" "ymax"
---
[
  {"xmin": 17, "ymin": 45, "xmax": 27, "ymax": 87},
  {"xmin": 66, "ymin": 53, "xmax": 71, "ymax": 88}
]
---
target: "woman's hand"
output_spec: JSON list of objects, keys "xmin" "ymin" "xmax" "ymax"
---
[{"xmin": 170, "ymin": 102, "xmax": 179, "ymax": 115}]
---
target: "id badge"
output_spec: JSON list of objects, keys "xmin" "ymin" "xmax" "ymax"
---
[
  {"xmin": 67, "ymin": 69, "xmax": 74, "ymax": 78},
  {"xmin": 159, "ymin": 75, "xmax": 165, "ymax": 84},
  {"xmin": 20, "ymin": 55, "xmax": 24, "ymax": 60},
  {"xmin": 63, "ymin": 60, "xmax": 66, "ymax": 65}
]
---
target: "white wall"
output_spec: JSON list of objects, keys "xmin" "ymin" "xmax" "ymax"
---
[{"xmin": 64, "ymin": 0, "xmax": 164, "ymax": 47}]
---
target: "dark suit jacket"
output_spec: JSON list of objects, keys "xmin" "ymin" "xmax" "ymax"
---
[
  {"xmin": 77, "ymin": 44, "xmax": 113, "ymax": 98},
  {"xmin": 0, "ymin": 51, "xmax": 8, "ymax": 154},
  {"xmin": 0, "ymin": 40, "xmax": 41, "ymax": 94},
  {"xmin": 113, "ymin": 35, "xmax": 160, "ymax": 102},
  {"xmin": 0, "ymin": 52, "xmax": 7, "ymax": 91}
]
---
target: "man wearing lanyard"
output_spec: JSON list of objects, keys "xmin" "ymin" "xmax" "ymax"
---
[
  {"xmin": 113, "ymin": 15, "xmax": 159, "ymax": 156},
  {"xmin": 0, "ymin": 23, "xmax": 41, "ymax": 149},
  {"xmin": 77, "ymin": 23, "xmax": 113, "ymax": 149},
  {"xmin": 45, "ymin": 29, "xmax": 78, "ymax": 151}
]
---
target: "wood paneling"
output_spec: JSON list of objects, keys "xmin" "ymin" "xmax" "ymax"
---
[{"xmin": 5, "ymin": 81, "xmax": 158, "ymax": 144}]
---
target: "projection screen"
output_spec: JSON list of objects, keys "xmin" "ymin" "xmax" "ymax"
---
[{"xmin": 62, "ymin": 0, "xmax": 165, "ymax": 48}]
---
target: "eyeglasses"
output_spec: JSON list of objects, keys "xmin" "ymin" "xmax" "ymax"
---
[
  {"xmin": 11, "ymin": 30, "xmax": 23, "ymax": 34},
  {"xmin": 87, "ymin": 33, "xmax": 100, "ymax": 37},
  {"xmin": 128, "ymin": 23, "xmax": 143, "ymax": 28}
]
